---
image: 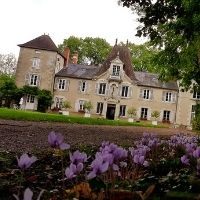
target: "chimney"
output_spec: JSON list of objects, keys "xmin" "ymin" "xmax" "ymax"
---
[
  {"xmin": 72, "ymin": 51, "xmax": 78, "ymax": 64},
  {"xmin": 63, "ymin": 47, "xmax": 70, "ymax": 67}
]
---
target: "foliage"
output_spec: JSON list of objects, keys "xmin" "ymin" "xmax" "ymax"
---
[
  {"xmin": 127, "ymin": 107, "xmax": 137, "ymax": 118},
  {"xmin": 151, "ymin": 111, "xmax": 160, "ymax": 120},
  {"xmin": 1, "ymin": 133, "xmax": 200, "ymax": 199},
  {"xmin": 37, "ymin": 90, "xmax": 53, "ymax": 112},
  {"xmin": 83, "ymin": 101, "xmax": 93, "ymax": 113},
  {"xmin": 0, "ymin": 53, "xmax": 16, "ymax": 75},
  {"xmin": 21, "ymin": 85, "xmax": 39, "ymax": 96},
  {"xmin": 58, "ymin": 36, "xmax": 111, "ymax": 65},
  {"xmin": 119, "ymin": 0, "xmax": 200, "ymax": 90},
  {"xmin": 128, "ymin": 42, "xmax": 158, "ymax": 72},
  {"xmin": 0, "ymin": 108, "xmax": 166, "ymax": 128},
  {"xmin": 62, "ymin": 100, "xmax": 72, "ymax": 110},
  {"xmin": 192, "ymin": 104, "xmax": 200, "ymax": 130}
]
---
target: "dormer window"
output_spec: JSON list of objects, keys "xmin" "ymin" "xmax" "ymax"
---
[{"xmin": 112, "ymin": 65, "xmax": 120, "ymax": 76}]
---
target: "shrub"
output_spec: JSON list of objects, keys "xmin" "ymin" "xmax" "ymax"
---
[
  {"xmin": 83, "ymin": 101, "xmax": 93, "ymax": 113},
  {"xmin": 63, "ymin": 100, "xmax": 72, "ymax": 110},
  {"xmin": 127, "ymin": 107, "xmax": 137, "ymax": 118},
  {"xmin": 151, "ymin": 111, "xmax": 160, "ymax": 120}
]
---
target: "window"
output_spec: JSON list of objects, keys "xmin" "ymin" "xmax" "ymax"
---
[
  {"xmin": 140, "ymin": 108, "xmax": 148, "ymax": 119},
  {"xmin": 119, "ymin": 105, "xmax": 126, "ymax": 117},
  {"xmin": 143, "ymin": 89, "xmax": 150, "ymax": 99},
  {"xmin": 81, "ymin": 81, "xmax": 86, "ymax": 92},
  {"xmin": 112, "ymin": 65, "xmax": 120, "ymax": 76},
  {"xmin": 58, "ymin": 79, "xmax": 66, "ymax": 90},
  {"xmin": 55, "ymin": 97, "xmax": 63, "ymax": 109},
  {"xmin": 191, "ymin": 105, "xmax": 196, "ymax": 124},
  {"xmin": 27, "ymin": 95, "xmax": 35, "ymax": 103},
  {"xmin": 193, "ymin": 91, "xmax": 200, "ymax": 99},
  {"xmin": 79, "ymin": 100, "xmax": 85, "ymax": 111},
  {"xmin": 96, "ymin": 102, "xmax": 103, "ymax": 114},
  {"xmin": 162, "ymin": 91, "xmax": 176, "ymax": 102},
  {"xmin": 30, "ymin": 74, "xmax": 38, "ymax": 86},
  {"xmin": 165, "ymin": 92, "xmax": 172, "ymax": 102},
  {"xmin": 163, "ymin": 110, "xmax": 170, "ymax": 122},
  {"xmin": 121, "ymin": 86, "xmax": 129, "ymax": 97},
  {"xmin": 32, "ymin": 58, "xmax": 40, "ymax": 68},
  {"xmin": 98, "ymin": 83, "xmax": 106, "ymax": 95}
]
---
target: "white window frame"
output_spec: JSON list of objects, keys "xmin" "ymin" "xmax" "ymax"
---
[
  {"xmin": 27, "ymin": 95, "xmax": 35, "ymax": 103},
  {"xmin": 112, "ymin": 65, "xmax": 120, "ymax": 76},
  {"xmin": 191, "ymin": 105, "xmax": 196, "ymax": 124},
  {"xmin": 58, "ymin": 79, "xmax": 66, "ymax": 90},
  {"xmin": 121, "ymin": 86, "xmax": 129, "ymax": 97},
  {"xmin": 193, "ymin": 91, "xmax": 200, "ymax": 99},
  {"xmin": 163, "ymin": 110, "xmax": 170, "ymax": 122},
  {"xmin": 30, "ymin": 74, "xmax": 38, "ymax": 86},
  {"xmin": 119, "ymin": 105, "xmax": 126, "ymax": 117},
  {"xmin": 98, "ymin": 83, "xmax": 106, "ymax": 95},
  {"xmin": 81, "ymin": 81, "xmax": 86, "ymax": 92},
  {"xmin": 79, "ymin": 100, "xmax": 85, "ymax": 111},
  {"xmin": 140, "ymin": 108, "xmax": 148, "ymax": 120},
  {"xmin": 143, "ymin": 89, "xmax": 150, "ymax": 99},
  {"xmin": 55, "ymin": 97, "xmax": 63, "ymax": 109},
  {"xmin": 32, "ymin": 58, "xmax": 40, "ymax": 68},
  {"xmin": 165, "ymin": 92, "xmax": 172, "ymax": 102},
  {"xmin": 96, "ymin": 102, "xmax": 103, "ymax": 114}
]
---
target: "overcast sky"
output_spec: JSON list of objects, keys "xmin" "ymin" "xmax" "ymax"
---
[{"xmin": 0, "ymin": 0, "xmax": 147, "ymax": 57}]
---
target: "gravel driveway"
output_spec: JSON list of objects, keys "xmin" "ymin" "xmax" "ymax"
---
[{"xmin": 0, "ymin": 119, "xmax": 193, "ymax": 152}]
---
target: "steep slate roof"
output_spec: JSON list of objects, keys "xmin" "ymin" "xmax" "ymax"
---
[
  {"xmin": 96, "ymin": 44, "xmax": 136, "ymax": 81},
  {"xmin": 18, "ymin": 34, "xmax": 64, "ymax": 57},
  {"xmin": 56, "ymin": 64, "xmax": 101, "ymax": 80},
  {"xmin": 134, "ymin": 72, "xmax": 178, "ymax": 90}
]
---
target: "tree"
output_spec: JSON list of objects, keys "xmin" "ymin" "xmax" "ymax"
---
[
  {"xmin": 119, "ymin": 0, "xmax": 200, "ymax": 90},
  {"xmin": 128, "ymin": 42, "xmax": 158, "ymax": 72},
  {"xmin": 0, "ymin": 53, "xmax": 17, "ymax": 75},
  {"xmin": 58, "ymin": 36, "xmax": 111, "ymax": 65}
]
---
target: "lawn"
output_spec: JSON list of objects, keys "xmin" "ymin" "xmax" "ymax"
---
[{"xmin": 0, "ymin": 108, "xmax": 166, "ymax": 128}]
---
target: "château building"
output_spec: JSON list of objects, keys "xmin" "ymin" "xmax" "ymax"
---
[{"xmin": 15, "ymin": 34, "xmax": 199, "ymax": 128}]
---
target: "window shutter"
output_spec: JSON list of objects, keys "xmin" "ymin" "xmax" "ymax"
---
[
  {"xmin": 78, "ymin": 81, "xmax": 82, "ymax": 92},
  {"xmin": 37, "ymin": 75, "xmax": 41, "ymax": 87},
  {"xmin": 129, "ymin": 86, "xmax": 133, "ymax": 97},
  {"xmin": 65, "ymin": 80, "xmax": 70, "ymax": 91},
  {"xmin": 139, "ymin": 89, "xmax": 143, "ymax": 98},
  {"xmin": 54, "ymin": 78, "xmax": 59, "ymax": 90},
  {"xmin": 85, "ymin": 81, "xmax": 88, "ymax": 93},
  {"xmin": 106, "ymin": 84, "xmax": 110, "ymax": 96},
  {"xmin": 147, "ymin": 108, "xmax": 151, "ymax": 120},
  {"xmin": 172, "ymin": 92, "xmax": 176, "ymax": 103},
  {"xmin": 162, "ymin": 92, "xmax": 166, "ymax": 101},
  {"xmin": 95, "ymin": 83, "xmax": 99, "ymax": 94},
  {"xmin": 170, "ymin": 111, "xmax": 174, "ymax": 123},
  {"xmin": 150, "ymin": 89, "xmax": 153, "ymax": 100},
  {"xmin": 118, "ymin": 85, "xmax": 122, "ymax": 96},
  {"xmin": 25, "ymin": 74, "xmax": 30, "ymax": 85},
  {"xmin": 160, "ymin": 110, "xmax": 163, "ymax": 121}
]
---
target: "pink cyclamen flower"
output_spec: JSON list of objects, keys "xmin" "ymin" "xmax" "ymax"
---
[
  {"xmin": 17, "ymin": 154, "xmax": 37, "ymax": 170},
  {"xmin": 48, "ymin": 131, "xmax": 70, "ymax": 150}
]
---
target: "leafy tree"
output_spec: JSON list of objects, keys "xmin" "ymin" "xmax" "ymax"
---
[
  {"xmin": 0, "ymin": 53, "xmax": 17, "ymax": 75},
  {"xmin": 58, "ymin": 36, "xmax": 111, "ymax": 65},
  {"xmin": 119, "ymin": 0, "xmax": 200, "ymax": 90},
  {"xmin": 37, "ymin": 90, "xmax": 53, "ymax": 112},
  {"xmin": 128, "ymin": 42, "xmax": 158, "ymax": 72}
]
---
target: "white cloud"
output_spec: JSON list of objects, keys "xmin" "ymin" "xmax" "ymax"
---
[{"xmin": 0, "ymin": 0, "xmax": 147, "ymax": 57}]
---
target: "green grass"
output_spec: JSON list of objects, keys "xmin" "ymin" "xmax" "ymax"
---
[{"xmin": 0, "ymin": 108, "xmax": 166, "ymax": 128}]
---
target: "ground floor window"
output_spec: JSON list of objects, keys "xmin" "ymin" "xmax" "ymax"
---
[
  {"xmin": 163, "ymin": 110, "xmax": 170, "ymax": 122},
  {"xmin": 140, "ymin": 108, "xmax": 148, "ymax": 119},
  {"xmin": 96, "ymin": 102, "xmax": 103, "ymax": 114},
  {"xmin": 79, "ymin": 100, "xmax": 85, "ymax": 111},
  {"xmin": 55, "ymin": 97, "xmax": 63, "ymax": 109},
  {"xmin": 27, "ymin": 95, "xmax": 35, "ymax": 103},
  {"xmin": 119, "ymin": 105, "xmax": 126, "ymax": 117}
]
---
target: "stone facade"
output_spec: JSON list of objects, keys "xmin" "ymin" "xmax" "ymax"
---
[{"xmin": 15, "ymin": 35, "xmax": 199, "ymax": 127}]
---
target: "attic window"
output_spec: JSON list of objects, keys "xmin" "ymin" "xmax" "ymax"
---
[{"xmin": 112, "ymin": 65, "xmax": 120, "ymax": 76}]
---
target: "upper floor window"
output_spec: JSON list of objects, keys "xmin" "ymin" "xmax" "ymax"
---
[
  {"xmin": 79, "ymin": 81, "xmax": 87, "ymax": 92},
  {"xmin": 96, "ymin": 102, "xmax": 103, "ymax": 114},
  {"xmin": 30, "ymin": 74, "xmax": 38, "ymax": 86},
  {"xmin": 162, "ymin": 91, "xmax": 176, "ymax": 102},
  {"xmin": 32, "ymin": 58, "xmax": 40, "ymax": 68},
  {"xmin": 121, "ymin": 86, "xmax": 129, "ymax": 97},
  {"xmin": 112, "ymin": 65, "xmax": 120, "ymax": 76},
  {"xmin": 98, "ymin": 83, "xmax": 106, "ymax": 95},
  {"xmin": 119, "ymin": 105, "xmax": 126, "ymax": 117},
  {"xmin": 58, "ymin": 79, "xmax": 66, "ymax": 90},
  {"xmin": 163, "ymin": 110, "xmax": 170, "ymax": 122},
  {"xmin": 140, "ymin": 89, "xmax": 153, "ymax": 100},
  {"xmin": 140, "ymin": 108, "xmax": 148, "ymax": 120},
  {"xmin": 193, "ymin": 91, "xmax": 200, "ymax": 99}
]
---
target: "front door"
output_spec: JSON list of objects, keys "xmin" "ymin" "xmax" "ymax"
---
[{"xmin": 106, "ymin": 104, "xmax": 116, "ymax": 120}]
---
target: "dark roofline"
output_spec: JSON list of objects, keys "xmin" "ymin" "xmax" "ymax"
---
[{"xmin": 55, "ymin": 73, "xmax": 94, "ymax": 80}]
